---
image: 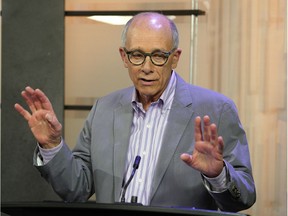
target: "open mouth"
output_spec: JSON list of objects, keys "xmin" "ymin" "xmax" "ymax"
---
[
  {"xmin": 139, "ymin": 78, "xmax": 155, "ymax": 86},
  {"xmin": 140, "ymin": 77, "xmax": 157, "ymax": 82},
  {"xmin": 139, "ymin": 78, "xmax": 156, "ymax": 86},
  {"xmin": 141, "ymin": 78, "xmax": 153, "ymax": 82}
]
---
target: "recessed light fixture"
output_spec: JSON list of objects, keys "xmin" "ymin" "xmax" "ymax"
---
[
  {"xmin": 87, "ymin": 15, "xmax": 176, "ymax": 25},
  {"xmin": 87, "ymin": 16, "xmax": 132, "ymax": 25}
]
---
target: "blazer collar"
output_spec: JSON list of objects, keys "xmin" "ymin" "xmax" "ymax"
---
[{"xmin": 113, "ymin": 87, "xmax": 134, "ymax": 200}]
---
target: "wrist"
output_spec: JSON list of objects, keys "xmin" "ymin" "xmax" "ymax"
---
[
  {"xmin": 39, "ymin": 137, "xmax": 61, "ymax": 149},
  {"xmin": 202, "ymin": 161, "xmax": 225, "ymax": 178}
]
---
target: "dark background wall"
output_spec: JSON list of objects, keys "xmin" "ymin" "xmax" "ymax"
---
[{"xmin": 1, "ymin": 0, "xmax": 64, "ymax": 201}]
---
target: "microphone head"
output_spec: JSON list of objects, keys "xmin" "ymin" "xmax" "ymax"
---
[{"xmin": 133, "ymin": 156, "xmax": 141, "ymax": 169}]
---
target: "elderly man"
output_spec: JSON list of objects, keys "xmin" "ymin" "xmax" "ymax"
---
[{"xmin": 15, "ymin": 12, "xmax": 256, "ymax": 212}]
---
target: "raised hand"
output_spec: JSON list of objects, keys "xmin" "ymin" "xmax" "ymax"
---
[
  {"xmin": 180, "ymin": 115, "xmax": 224, "ymax": 178},
  {"xmin": 14, "ymin": 86, "xmax": 62, "ymax": 149}
]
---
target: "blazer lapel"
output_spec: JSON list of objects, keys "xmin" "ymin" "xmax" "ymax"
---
[
  {"xmin": 149, "ymin": 75, "xmax": 194, "ymax": 201},
  {"xmin": 113, "ymin": 89, "xmax": 134, "ymax": 201}
]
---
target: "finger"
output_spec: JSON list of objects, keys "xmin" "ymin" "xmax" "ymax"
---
[
  {"xmin": 21, "ymin": 90, "xmax": 37, "ymax": 113},
  {"xmin": 217, "ymin": 136, "xmax": 224, "ymax": 153},
  {"xmin": 210, "ymin": 123, "xmax": 218, "ymax": 145},
  {"xmin": 14, "ymin": 103, "xmax": 32, "ymax": 121},
  {"xmin": 194, "ymin": 116, "xmax": 203, "ymax": 141},
  {"xmin": 35, "ymin": 89, "xmax": 54, "ymax": 112},
  {"xmin": 203, "ymin": 115, "xmax": 211, "ymax": 142},
  {"xmin": 25, "ymin": 87, "xmax": 43, "ymax": 111},
  {"xmin": 25, "ymin": 86, "xmax": 35, "ymax": 94},
  {"xmin": 23, "ymin": 86, "xmax": 44, "ymax": 111}
]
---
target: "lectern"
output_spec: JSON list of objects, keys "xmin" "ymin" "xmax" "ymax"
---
[{"xmin": 1, "ymin": 201, "xmax": 248, "ymax": 216}]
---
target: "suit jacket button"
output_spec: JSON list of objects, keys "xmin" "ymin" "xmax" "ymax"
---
[{"xmin": 229, "ymin": 183, "xmax": 241, "ymax": 199}]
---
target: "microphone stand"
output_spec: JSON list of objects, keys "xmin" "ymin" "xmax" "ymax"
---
[{"xmin": 120, "ymin": 156, "xmax": 141, "ymax": 203}]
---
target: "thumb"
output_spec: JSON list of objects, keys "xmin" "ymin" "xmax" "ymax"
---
[
  {"xmin": 45, "ymin": 113, "xmax": 53, "ymax": 122},
  {"xmin": 45, "ymin": 113, "xmax": 62, "ymax": 131},
  {"xmin": 180, "ymin": 153, "xmax": 193, "ymax": 164}
]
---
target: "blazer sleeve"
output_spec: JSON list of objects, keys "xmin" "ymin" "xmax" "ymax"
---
[
  {"xmin": 33, "ymin": 101, "xmax": 99, "ymax": 202},
  {"xmin": 206, "ymin": 100, "xmax": 256, "ymax": 212}
]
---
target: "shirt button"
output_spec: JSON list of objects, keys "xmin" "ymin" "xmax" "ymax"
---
[
  {"xmin": 147, "ymin": 124, "xmax": 151, "ymax": 128},
  {"xmin": 143, "ymin": 151, "xmax": 146, "ymax": 155},
  {"xmin": 138, "ymin": 179, "xmax": 143, "ymax": 183}
]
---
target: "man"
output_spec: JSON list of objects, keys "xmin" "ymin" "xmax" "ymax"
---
[{"xmin": 14, "ymin": 12, "xmax": 256, "ymax": 212}]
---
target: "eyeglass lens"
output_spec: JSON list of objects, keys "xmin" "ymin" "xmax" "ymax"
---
[{"xmin": 127, "ymin": 50, "xmax": 172, "ymax": 66}]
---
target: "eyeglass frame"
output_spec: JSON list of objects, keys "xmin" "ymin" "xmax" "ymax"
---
[{"xmin": 123, "ymin": 47, "xmax": 177, "ymax": 66}]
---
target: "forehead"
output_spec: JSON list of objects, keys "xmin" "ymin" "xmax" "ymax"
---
[{"xmin": 125, "ymin": 14, "xmax": 173, "ymax": 50}]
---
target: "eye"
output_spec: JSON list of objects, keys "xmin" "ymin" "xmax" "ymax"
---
[
  {"xmin": 152, "ymin": 52, "xmax": 166, "ymax": 60},
  {"xmin": 130, "ymin": 51, "xmax": 144, "ymax": 59}
]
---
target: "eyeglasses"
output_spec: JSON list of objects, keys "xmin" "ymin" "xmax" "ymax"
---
[{"xmin": 123, "ymin": 48, "xmax": 176, "ymax": 66}]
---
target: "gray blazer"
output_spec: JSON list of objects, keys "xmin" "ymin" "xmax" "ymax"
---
[{"xmin": 35, "ymin": 73, "xmax": 256, "ymax": 212}]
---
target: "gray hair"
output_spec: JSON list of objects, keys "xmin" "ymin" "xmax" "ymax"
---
[{"xmin": 121, "ymin": 12, "xmax": 179, "ymax": 49}]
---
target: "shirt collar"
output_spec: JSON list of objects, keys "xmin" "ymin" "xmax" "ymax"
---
[{"xmin": 131, "ymin": 70, "xmax": 177, "ymax": 114}]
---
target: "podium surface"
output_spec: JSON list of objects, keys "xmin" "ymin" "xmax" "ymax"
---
[{"xmin": 1, "ymin": 201, "xmax": 247, "ymax": 216}]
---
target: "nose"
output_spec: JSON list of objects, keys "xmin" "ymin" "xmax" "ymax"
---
[{"xmin": 141, "ymin": 56, "xmax": 153, "ymax": 73}]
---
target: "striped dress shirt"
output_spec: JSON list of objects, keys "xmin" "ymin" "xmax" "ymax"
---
[{"xmin": 121, "ymin": 71, "xmax": 176, "ymax": 205}]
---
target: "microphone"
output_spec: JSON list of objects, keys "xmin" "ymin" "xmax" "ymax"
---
[{"xmin": 120, "ymin": 155, "xmax": 141, "ymax": 203}]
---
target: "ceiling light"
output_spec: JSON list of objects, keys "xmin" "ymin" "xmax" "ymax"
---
[
  {"xmin": 87, "ymin": 15, "xmax": 176, "ymax": 26},
  {"xmin": 87, "ymin": 16, "xmax": 132, "ymax": 25}
]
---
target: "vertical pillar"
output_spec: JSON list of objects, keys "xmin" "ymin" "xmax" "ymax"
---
[{"xmin": 1, "ymin": 0, "xmax": 64, "ymax": 201}]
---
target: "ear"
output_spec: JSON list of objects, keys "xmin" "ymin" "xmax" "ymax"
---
[
  {"xmin": 119, "ymin": 47, "xmax": 129, "ymax": 68},
  {"xmin": 171, "ymin": 48, "xmax": 182, "ymax": 69}
]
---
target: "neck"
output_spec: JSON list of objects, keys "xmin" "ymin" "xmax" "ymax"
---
[{"xmin": 139, "ymin": 95, "xmax": 154, "ymax": 111}]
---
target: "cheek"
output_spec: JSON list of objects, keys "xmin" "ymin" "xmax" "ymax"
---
[
  {"xmin": 160, "ymin": 67, "xmax": 173, "ymax": 80},
  {"xmin": 163, "ymin": 73, "xmax": 172, "ymax": 84},
  {"xmin": 128, "ymin": 68, "xmax": 138, "ymax": 82}
]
